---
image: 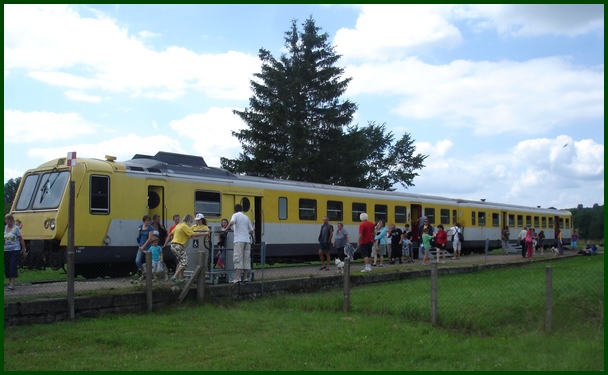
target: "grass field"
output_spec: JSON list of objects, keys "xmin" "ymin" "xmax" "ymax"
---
[{"xmin": 3, "ymin": 255, "xmax": 603, "ymax": 370}]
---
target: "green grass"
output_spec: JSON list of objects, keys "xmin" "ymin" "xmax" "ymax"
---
[{"xmin": 4, "ymin": 256, "xmax": 603, "ymax": 371}]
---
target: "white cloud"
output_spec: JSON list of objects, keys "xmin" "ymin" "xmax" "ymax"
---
[
  {"xmin": 454, "ymin": 4, "xmax": 604, "ymax": 37},
  {"xmin": 64, "ymin": 90, "xmax": 102, "ymax": 102},
  {"xmin": 3, "ymin": 109, "xmax": 98, "ymax": 143},
  {"xmin": 407, "ymin": 135, "xmax": 604, "ymax": 209},
  {"xmin": 4, "ymin": 5, "xmax": 260, "ymax": 101},
  {"xmin": 169, "ymin": 107, "xmax": 247, "ymax": 168},
  {"xmin": 334, "ymin": 4, "xmax": 462, "ymax": 62},
  {"xmin": 345, "ymin": 56, "xmax": 603, "ymax": 136}
]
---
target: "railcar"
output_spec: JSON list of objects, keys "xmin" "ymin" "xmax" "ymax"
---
[{"xmin": 10, "ymin": 151, "xmax": 573, "ymax": 278}]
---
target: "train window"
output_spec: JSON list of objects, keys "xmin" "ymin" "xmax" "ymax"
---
[
  {"xmin": 492, "ymin": 213, "xmax": 499, "ymax": 227},
  {"xmin": 194, "ymin": 191, "xmax": 221, "ymax": 218},
  {"xmin": 471, "ymin": 211, "xmax": 476, "ymax": 226},
  {"xmin": 526, "ymin": 215, "xmax": 532, "ymax": 227},
  {"xmin": 559, "ymin": 218, "xmax": 564, "ymax": 229},
  {"xmin": 508, "ymin": 214, "xmax": 515, "ymax": 227},
  {"xmin": 241, "ymin": 197, "xmax": 251, "ymax": 212},
  {"xmin": 565, "ymin": 218, "xmax": 570, "ymax": 229},
  {"xmin": 90, "ymin": 175, "xmax": 109, "ymax": 214},
  {"xmin": 534, "ymin": 216, "xmax": 539, "ymax": 228},
  {"xmin": 352, "ymin": 203, "xmax": 366, "ymax": 222},
  {"xmin": 548, "ymin": 217, "xmax": 554, "ymax": 228},
  {"xmin": 478, "ymin": 212, "xmax": 486, "ymax": 226},
  {"xmin": 148, "ymin": 191, "xmax": 160, "ymax": 209},
  {"xmin": 541, "ymin": 217, "xmax": 546, "ymax": 228},
  {"xmin": 426, "ymin": 208, "xmax": 435, "ymax": 224},
  {"xmin": 14, "ymin": 174, "xmax": 40, "ymax": 211},
  {"xmin": 440, "ymin": 209, "xmax": 450, "ymax": 224},
  {"xmin": 32, "ymin": 171, "xmax": 70, "ymax": 210},
  {"xmin": 452, "ymin": 210, "xmax": 457, "ymax": 225},
  {"xmin": 517, "ymin": 215, "xmax": 523, "ymax": 227},
  {"xmin": 375, "ymin": 204, "xmax": 387, "ymax": 223},
  {"xmin": 327, "ymin": 200, "xmax": 343, "ymax": 222},
  {"xmin": 395, "ymin": 206, "xmax": 406, "ymax": 224},
  {"xmin": 299, "ymin": 199, "xmax": 317, "ymax": 221},
  {"xmin": 278, "ymin": 197, "xmax": 288, "ymax": 220}
]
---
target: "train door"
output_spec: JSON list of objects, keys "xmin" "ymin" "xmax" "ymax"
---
[
  {"xmin": 234, "ymin": 195, "xmax": 260, "ymax": 244},
  {"xmin": 411, "ymin": 204, "xmax": 423, "ymax": 241},
  {"xmin": 554, "ymin": 215, "xmax": 560, "ymax": 241},
  {"xmin": 148, "ymin": 184, "xmax": 166, "ymax": 242}
]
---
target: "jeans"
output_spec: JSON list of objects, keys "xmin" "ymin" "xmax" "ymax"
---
[{"xmin": 135, "ymin": 248, "xmax": 145, "ymax": 271}]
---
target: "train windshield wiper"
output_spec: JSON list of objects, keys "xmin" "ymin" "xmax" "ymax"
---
[{"xmin": 39, "ymin": 171, "xmax": 60, "ymax": 204}]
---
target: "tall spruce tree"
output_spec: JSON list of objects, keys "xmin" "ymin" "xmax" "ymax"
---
[
  {"xmin": 222, "ymin": 16, "xmax": 428, "ymax": 189},
  {"xmin": 222, "ymin": 17, "xmax": 356, "ymax": 183}
]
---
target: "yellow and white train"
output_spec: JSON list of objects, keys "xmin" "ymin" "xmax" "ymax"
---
[{"xmin": 11, "ymin": 152, "xmax": 573, "ymax": 278}]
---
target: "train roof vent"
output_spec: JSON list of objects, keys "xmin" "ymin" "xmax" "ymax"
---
[
  {"xmin": 147, "ymin": 168, "xmax": 162, "ymax": 173},
  {"xmin": 129, "ymin": 166, "xmax": 145, "ymax": 172},
  {"xmin": 150, "ymin": 151, "xmax": 208, "ymax": 168}
]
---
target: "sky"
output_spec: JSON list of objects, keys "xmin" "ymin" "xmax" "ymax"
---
[{"xmin": 3, "ymin": 4, "xmax": 604, "ymax": 210}]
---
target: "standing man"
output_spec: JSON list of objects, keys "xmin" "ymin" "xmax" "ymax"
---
[
  {"xmin": 358, "ymin": 213, "xmax": 376, "ymax": 273},
  {"xmin": 518, "ymin": 226, "xmax": 528, "ymax": 258},
  {"xmin": 168, "ymin": 214, "xmax": 180, "ymax": 235},
  {"xmin": 318, "ymin": 216, "xmax": 334, "ymax": 270},
  {"xmin": 223, "ymin": 204, "xmax": 254, "ymax": 284}
]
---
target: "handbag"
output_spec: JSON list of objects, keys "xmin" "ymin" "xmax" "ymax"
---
[{"xmin": 455, "ymin": 228, "xmax": 464, "ymax": 242}]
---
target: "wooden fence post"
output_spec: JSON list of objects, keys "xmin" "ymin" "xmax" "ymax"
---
[
  {"xmin": 545, "ymin": 266, "xmax": 552, "ymax": 333},
  {"xmin": 343, "ymin": 258, "xmax": 351, "ymax": 313},
  {"xmin": 431, "ymin": 262, "xmax": 438, "ymax": 325}
]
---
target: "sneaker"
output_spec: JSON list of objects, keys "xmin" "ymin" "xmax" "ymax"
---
[
  {"xmin": 319, "ymin": 266, "xmax": 327, "ymax": 270},
  {"xmin": 6, "ymin": 285, "xmax": 15, "ymax": 291},
  {"xmin": 230, "ymin": 279, "xmax": 241, "ymax": 284},
  {"xmin": 371, "ymin": 263, "xmax": 377, "ymax": 267},
  {"xmin": 170, "ymin": 276, "xmax": 178, "ymax": 283},
  {"xmin": 360, "ymin": 269, "xmax": 369, "ymax": 273},
  {"xmin": 244, "ymin": 280, "xmax": 250, "ymax": 284}
]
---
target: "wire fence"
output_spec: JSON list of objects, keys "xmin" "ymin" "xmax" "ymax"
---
[{"xmin": 4, "ymin": 234, "xmax": 604, "ymax": 333}]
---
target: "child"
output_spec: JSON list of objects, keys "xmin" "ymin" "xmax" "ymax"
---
[
  {"xmin": 421, "ymin": 228, "xmax": 432, "ymax": 266},
  {"xmin": 147, "ymin": 236, "xmax": 166, "ymax": 282},
  {"xmin": 402, "ymin": 236, "xmax": 413, "ymax": 263}
]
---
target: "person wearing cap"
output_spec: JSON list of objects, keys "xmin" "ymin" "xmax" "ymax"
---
[
  {"xmin": 191, "ymin": 213, "xmax": 210, "ymax": 233},
  {"xmin": 169, "ymin": 214, "xmax": 208, "ymax": 283},
  {"xmin": 144, "ymin": 235, "xmax": 166, "ymax": 281}
]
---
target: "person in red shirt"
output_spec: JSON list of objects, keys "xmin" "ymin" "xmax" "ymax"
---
[
  {"xmin": 434, "ymin": 224, "xmax": 448, "ymax": 263},
  {"xmin": 358, "ymin": 213, "xmax": 376, "ymax": 273}
]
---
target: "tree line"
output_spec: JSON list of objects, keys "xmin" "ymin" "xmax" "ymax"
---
[{"xmin": 568, "ymin": 204, "xmax": 604, "ymax": 241}]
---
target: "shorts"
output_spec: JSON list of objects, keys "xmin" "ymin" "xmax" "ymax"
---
[
  {"xmin": 233, "ymin": 242, "xmax": 251, "ymax": 270},
  {"xmin": 171, "ymin": 243, "xmax": 187, "ymax": 269},
  {"xmin": 376, "ymin": 243, "xmax": 387, "ymax": 256},
  {"xmin": 402, "ymin": 246, "xmax": 411, "ymax": 257},
  {"xmin": 452, "ymin": 240, "xmax": 461, "ymax": 251},
  {"xmin": 319, "ymin": 242, "xmax": 331, "ymax": 252},
  {"xmin": 571, "ymin": 241, "xmax": 577, "ymax": 247},
  {"xmin": 359, "ymin": 242, "xmax": 373, "ymax": 258},
  {"xmin": 152, "ymin": 260, "xmax": 164, "ymax": 273},
  {"xmin": 501, "ymin": 240, "xmax": 509, "ymax": 249}
]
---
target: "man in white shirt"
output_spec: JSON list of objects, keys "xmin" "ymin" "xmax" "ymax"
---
[
  {"xmin": 517, "ymin": 227, "xmax": 528, "ymax": 258},
  {"xmin": 223, "ymin": 204, "xmax": 254, "ymax": 284}
]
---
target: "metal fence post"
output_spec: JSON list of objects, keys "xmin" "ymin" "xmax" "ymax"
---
[
  {"xmin": 545, "ymin": 265, "xmax": 552, "ymax": 333},
  {"xmin": 343, "ymin": 258, "xmax": 351, "ymax": 313},
  {"xmin": 431, "ymin": 262, "xmax": 438, "ymax": 325},
  {"xmin": 145, "ymin": 250, "xmax": 153, "ymax": 312}
]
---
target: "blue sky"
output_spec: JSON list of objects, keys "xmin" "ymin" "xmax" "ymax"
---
[{"xmin": 4, "ymin": 4, "xmax": 604, "ymax": 209}]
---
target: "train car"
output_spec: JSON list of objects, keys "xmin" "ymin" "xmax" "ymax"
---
[{"xmin": 10, "ymin": 151, "xmax": 573, "ymax": 278}]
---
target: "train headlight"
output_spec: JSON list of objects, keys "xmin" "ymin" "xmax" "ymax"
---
[
  {"xmin": 44, "ymin": 219, "xmax": 50, "ymax": 229},
  {"xmin": 50, "ymin": 219, "xmax": 56, "ymax": 230},
  {"xmin": 104, "ymin": 236, "xmax": 111, "ymax": 245}
]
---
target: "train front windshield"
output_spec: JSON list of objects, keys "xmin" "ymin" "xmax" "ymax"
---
[{"xmin": 14, "ymin": 171, "xmax": 70, "ymax": 210}]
